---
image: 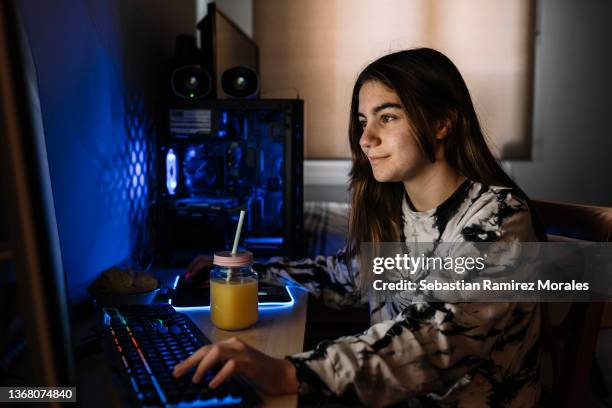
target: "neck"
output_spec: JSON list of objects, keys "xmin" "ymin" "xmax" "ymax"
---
[{"xmin": 402, "ymin": 160, "xmax": 466, "ymax": 212}]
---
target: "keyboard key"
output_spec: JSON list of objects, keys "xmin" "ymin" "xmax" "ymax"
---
[{"xmin": 103, "ymin": 305, "xmax": 260, "ymax": 407}]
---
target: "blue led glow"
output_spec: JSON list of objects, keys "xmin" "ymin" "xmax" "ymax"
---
[
  {"xmin": 149, "ymin": 375, "xmax": 167, "ymax": 405},
  {"xmin": 174, "ymin": 395, "xmax": 242, "ymax": 407},
  {"xmin": 276, "ymin": 200, "xmax": 283, "ymax": 216},
  {"xmin": 218, "ymin": 130, "xmax": 226, "ymax": 137},
  {"xmin": 18, "ymin": 0, "xmax": 159, "ymax": 302},
  {"xmin": 169, "ymin": 275, "xmax": 296, "ymax": 312},
  {"xmin": 222, "ymin": 111, "xmax": 228, "ymax": 124},
  {"xmin": 243, "ymin": 237, "xmax": 284, "ymax": 245},
  {"xmin": 166, "ymin": 148, "xmax": 177, "ymax": 195}
]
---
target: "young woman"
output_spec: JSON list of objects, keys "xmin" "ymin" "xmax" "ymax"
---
[{"xmin": 174, "ymin": 48, "xmax": 543, "ymax": 407}]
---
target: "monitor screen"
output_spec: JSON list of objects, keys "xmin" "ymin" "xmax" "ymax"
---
[{"xmin": 0, "ymin": 0, "xmax": 74, "ymax": 387}]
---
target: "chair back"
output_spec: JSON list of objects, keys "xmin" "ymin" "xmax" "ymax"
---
[{"xmin": 532, "ymin": 199, "xmax": 611, "ymax": 407}]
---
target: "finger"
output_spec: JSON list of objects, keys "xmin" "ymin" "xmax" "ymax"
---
[
  {"xmin": 223, "ymin": 337, "xmax": 247, "ymax": 352},
  {"xmin": 173, "ymin": 346, "xmax": 210, "ymax": 378},
  {"xmin": 192, "ymin": 345, "xmax": 221, "ymax": 383},
  {"xmin": 186, "ymin": 256, "xmax": 205, "ymax": 277},
  {"xmin": 186, "ymin": 255, "xmax": 213, "ymax": 277},
  {"xmin": 209, "ymin": 359, "xmax": 236, "ymax": 389}
]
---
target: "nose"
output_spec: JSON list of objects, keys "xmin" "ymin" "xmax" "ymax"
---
[{"xmin": 359, "ymin": 125, "xmax": 381, "ymax": 150}]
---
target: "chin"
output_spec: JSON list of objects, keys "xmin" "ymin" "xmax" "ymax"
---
[{"xmin": 371, "ymin": 171, "xmax": 398, "ymax": 183}]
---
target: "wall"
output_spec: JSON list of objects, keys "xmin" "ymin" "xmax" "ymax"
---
[
  {"xmin": 510, "ymin": 0, "xmax": 612, "ymax": 206},
  {"xmin": 254, "ymin": 0, "xmax": 536, "ymax": 160},
  {"xmin": 16, "ymin": 0, "xmax": 197, "ymax": 302},
  {"xmin": 305, "ymin": 0, "xmax": 612, "ymax": 206},
  {"xmin": 13, "ymin": 0, "xmax": 260, "ymax": 303},
  {"xmin": 197, "ymin": 0, "xmax": 253, "ymax": 39}
]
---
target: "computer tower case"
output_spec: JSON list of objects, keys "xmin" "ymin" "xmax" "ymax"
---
[{"xmin": 155, "ymin": 99, "xmax": 304, "ymax": 264}]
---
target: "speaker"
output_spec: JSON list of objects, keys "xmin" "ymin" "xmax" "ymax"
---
[
  {"xmin": 197, "ymin": 3, "xmax": 259, "ymax": 99},
  {"xmin": 171, "ymin": 65, "xmax": 211, "ymax": 100},
  {"xmin": 169, "ymin": 34, "xmax": 211, "ymax": 100},
  {"xmin": 221, "ymin": 66, "xmax": 258, "ymax": 98}
]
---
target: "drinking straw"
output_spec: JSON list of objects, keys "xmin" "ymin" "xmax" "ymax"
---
[
  {"xmin": 227, "ymin": 210, "xmax": 246, "ymax": 282},
  {"xmin": 231, "ymin": 210, "xmax": 246, "ymax": 255}
]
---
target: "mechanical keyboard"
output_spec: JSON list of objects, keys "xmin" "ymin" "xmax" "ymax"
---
[{"xmin": 102, "ymin": 304, "xmax": 261, "ymax": 407}]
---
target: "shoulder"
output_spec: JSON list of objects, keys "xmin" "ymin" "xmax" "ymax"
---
[{"xmin": 457, "ymin": 183, "xmax": 536, "ymax": 242}]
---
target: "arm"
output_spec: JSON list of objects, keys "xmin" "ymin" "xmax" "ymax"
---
[
  {"xmin": 172, "ymin": 301, "xmax": 538, "ymax": 405},
  {"xmin": 287, "ymin": 301, "xmax": 525, "ymax": 405},
  {"xmin": 254, "ymin": 247, "xmax": 366, "ymax": 309},
  {"xmin": 185, "ymin": 248, "xmax": 366, "ymax": 309},
  {"xmin": 288, "ymin": 194, "xmax": 540, "ymax": 405},
  {"xmin": 174, "ymin": 195, "xmax": 540, "ymax": 403}
]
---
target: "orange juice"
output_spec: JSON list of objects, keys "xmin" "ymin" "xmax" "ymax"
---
[{"xmin": 210, "ymin": 278, "xmax": 258, "ymax": 330}]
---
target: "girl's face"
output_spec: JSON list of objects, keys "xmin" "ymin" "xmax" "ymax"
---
[{"xmin": 358, "ymin": 80, "xmax": 430, "ymax": 183}]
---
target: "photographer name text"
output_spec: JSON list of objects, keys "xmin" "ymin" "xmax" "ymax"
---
[{"xmin": 372, "ymin": 279, "xmax": 590, "ymax": 292}]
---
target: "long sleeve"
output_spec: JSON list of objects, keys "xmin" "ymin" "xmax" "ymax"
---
[
  {"xmin": 286, "ymin": 189, "xmax": 541, "ymax": 406},
  {"xmin": 253, "ymin": 247, "xmax": 367, "ymax": 309},
  {"xmin": 287, "ymin": 301, "xmax": 536, "ymax": 406}
]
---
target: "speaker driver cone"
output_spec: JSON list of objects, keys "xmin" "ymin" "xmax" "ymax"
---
[
  {"xmin": 221, "ymin": 66, "xmax": 259, "ymax": 98},
  {"xmin": 171, "ymin": 65, "xmax": 211, "ymax": 99}
]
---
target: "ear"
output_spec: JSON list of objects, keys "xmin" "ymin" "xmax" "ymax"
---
[{"xmin": 435, "ymin": 110, "xmax": 457, "ymax": 141}]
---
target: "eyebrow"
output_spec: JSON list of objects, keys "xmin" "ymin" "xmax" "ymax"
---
[{"xmin": 358, "ymin": 102, "xmax": 403, "ymax": 118}]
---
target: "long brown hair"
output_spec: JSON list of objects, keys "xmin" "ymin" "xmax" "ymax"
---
[{"xmin": 347, "ymin": 48, "xmax": 545, "ymax": 288}]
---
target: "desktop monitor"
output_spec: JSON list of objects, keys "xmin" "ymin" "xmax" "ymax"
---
[{"xmin": 0, "ymin": 0, "xmax": 75, "ymax": 387}]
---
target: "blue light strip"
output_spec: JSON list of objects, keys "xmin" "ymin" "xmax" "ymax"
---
[
  {"xmin": 173, "ymin": 395, "xmax": 242, "ymax": 407},
  {"xmin": 259, "ymin": 150, "xmax": 264, "ymax": 173},
  {"xmin": 168, "ymin": 275, "xmax": 296, "ymax": 312},
  {"xmin": 166, "ymin": 148, "xmax": 177, "ymax": 195},
  {"xmin": 243, "ymin": 237, "xmax": 284, "ymax": 245}
]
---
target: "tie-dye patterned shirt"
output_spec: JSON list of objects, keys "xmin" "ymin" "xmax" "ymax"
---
[{"xmin": 256, "ymin": 180, "xmax": 540, "ymax": 407}]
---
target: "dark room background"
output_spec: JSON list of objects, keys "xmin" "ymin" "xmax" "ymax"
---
[
  {"xmin": 15, "ymin": 0, "xmax": 199, "ymax": 302},
  {"xmin": 12, "ymin": 0, "xmax": 612, "ymax": 304}
]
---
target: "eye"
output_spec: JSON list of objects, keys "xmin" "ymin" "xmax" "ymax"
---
[
  {"xmin": 381, "ymin": 114, "xmax": 395, "ymax": 123},
  {"xmin": 358, "ymin": 120, "xmax": 367, "ymax": 129}
]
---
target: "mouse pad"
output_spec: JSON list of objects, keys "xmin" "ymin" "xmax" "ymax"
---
[{"xmin": 171, "ymin": 276, "xmax": 293, "ymax": 308}]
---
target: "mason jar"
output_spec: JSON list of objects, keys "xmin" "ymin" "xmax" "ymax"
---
[{"xmin": 210, "ymin": 250, "xmax": 258, "ymax": 330}]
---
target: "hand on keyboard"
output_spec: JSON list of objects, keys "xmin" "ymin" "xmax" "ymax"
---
[
  {"xmin": 104, "ymin": 305, "xmax": 263, "ymax": 406},
  {"xmin": 173, "ymin": 337, "xmax": 299, "ymax": 396}
]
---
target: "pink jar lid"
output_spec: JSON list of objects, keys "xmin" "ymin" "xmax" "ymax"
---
[{"xmin": 213, "ymin": 250, "xmax": 254, "ymax": 267}]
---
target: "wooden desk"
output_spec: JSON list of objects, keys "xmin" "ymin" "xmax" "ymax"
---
[{"xmin": 183, "ymin": 287, "xmax": 308, "ymax": 408}]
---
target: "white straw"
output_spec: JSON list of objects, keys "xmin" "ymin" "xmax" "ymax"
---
[
  {"xmin": 231, "ymin": 210, "xmax": 246, "ymax": 255},
  {"xmin": 227, "ymin": 210, "xmax": 246, "ymax": 283}
]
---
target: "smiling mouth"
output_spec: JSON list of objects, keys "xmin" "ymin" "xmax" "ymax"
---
[{"xmin": 368, "ymin": 155, "xmax": 390, "ymax": 164}]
